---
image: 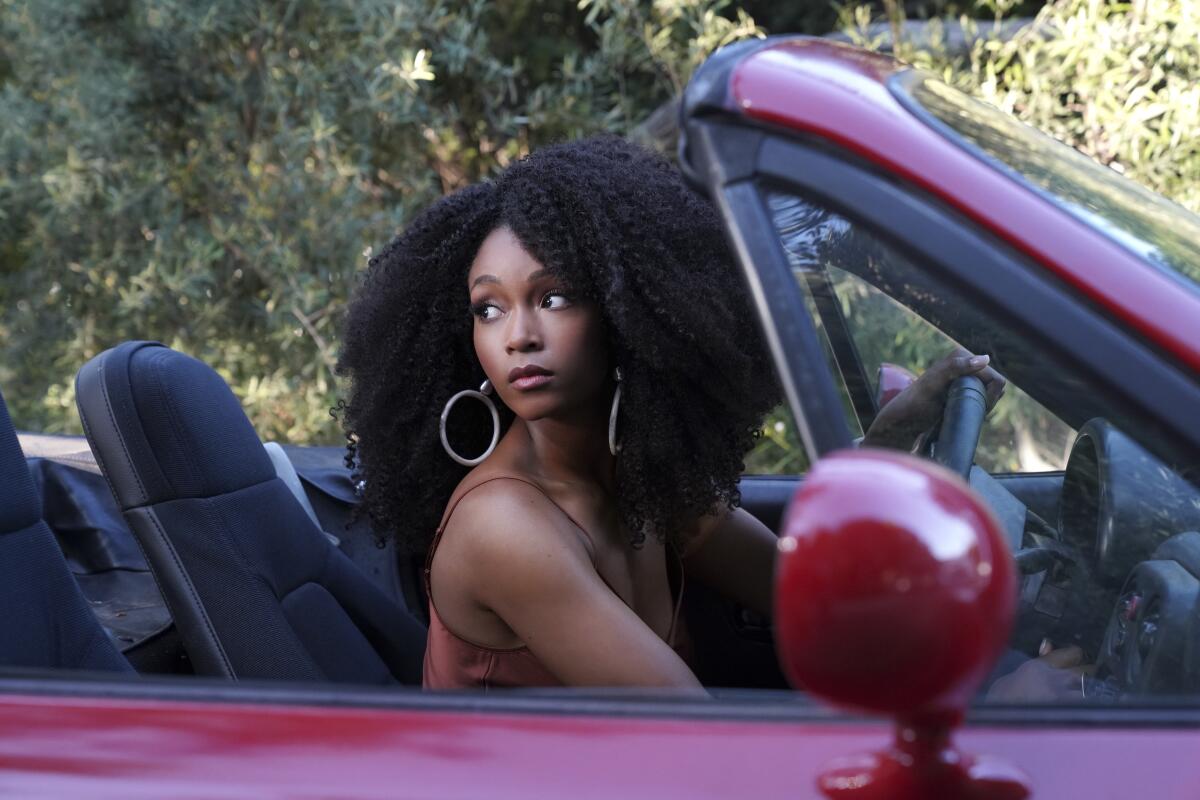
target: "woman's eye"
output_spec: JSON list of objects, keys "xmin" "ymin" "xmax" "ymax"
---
[
  {"xmin": 472, "ymin": 303, "xmax": 502, "ymax": 322},
  {"xmin": 541, "ymin": 291, "xmax": 572, "ymax": 310}
]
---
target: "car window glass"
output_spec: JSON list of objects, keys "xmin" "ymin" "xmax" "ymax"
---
[
  {"xmin": 769, "ymin": 187, "xmax": 1075, "ymax": 472},
  {"xmin": 744, "ymin": 402, "xmax": 809, "ymax": 475},
  {"xmin": 824, "ymin": 263, "xmax": 1075, "ymax": 472},
  {"xmin": 899, "ymin": 74, "xmax": 1200, "ymax": 289},
  {"xmin": 765, "ymin": 185, "xmax": 1200, "ymax": 706}
]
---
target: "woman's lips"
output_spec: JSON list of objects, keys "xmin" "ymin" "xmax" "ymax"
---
[
  {"xmin": 511, "ymin": 374, "xmax": 553, "ymax": 390},
  {"xmin": 507, "ymin": 365, "xmax": 553, "ymax": 391}
]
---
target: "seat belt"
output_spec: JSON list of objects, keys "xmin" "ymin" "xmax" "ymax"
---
[{"xmin": 263, "ymin": 442, "xmax": 340, "ymax": 547}]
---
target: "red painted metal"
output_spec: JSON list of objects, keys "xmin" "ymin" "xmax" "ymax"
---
[
  {"xmin": 775, "ymin": 449, "xmax": 1026, "ymax": 798},
  {"xmin": 816, "ymin": 714, "xmax": 1030, "ymax": 800},
  {"xmin": 730, "ymin": 39, "xmax": 1200, "ymax": 376},
  {"xmin": 2, "ymin": 693, "xmax": 1200, "ymax": 799},
  {"xmin": 776, "ymin": 450, "xmax": 1015, "ymax": 713}
]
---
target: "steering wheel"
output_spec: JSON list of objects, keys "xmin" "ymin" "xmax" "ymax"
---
[
  {"xmin": 929, "ymin": 375, "xmax": 988, "ymax": 481},
  {"xmin": 930, "ymin": 376, "xmax": 1115, "ymax": 666}
]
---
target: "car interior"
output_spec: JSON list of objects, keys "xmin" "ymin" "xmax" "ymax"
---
[
  {"xmin": 6, "ymin": 340, "xmax": 797, "ymax": 690},
  {"xmin": 765, "ymin": 185, "xmax": 1200, "ymax": 698},
  {"xmin": 9, "ymin": 312, "xmax": 1200, "ymax": 699}
]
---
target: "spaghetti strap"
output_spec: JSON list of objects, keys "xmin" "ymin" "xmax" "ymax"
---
[
  {"xmin": 424, "ymin": 473, "xmax": 688, "ymax": 651},
  {"xmin": 424, "ymin": 474, "xmax": 598, "ymax": 597},
  {"xmin": 438, "ymin": 474, "xmax": 596, "ymax": 545},
  {"xmin": 665, "ymin": 544, "xmax": 686, "ymax": 648}
]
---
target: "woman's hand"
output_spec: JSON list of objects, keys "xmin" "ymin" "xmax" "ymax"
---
[
  {"xmin": 986, "ymin": 644, "xmax": 1092, "ymax": 702},
  {"xmin": 862, "ymin": 348, "xmax": 1006, "ymax": 451}
]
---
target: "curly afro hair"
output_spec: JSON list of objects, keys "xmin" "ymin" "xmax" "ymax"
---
[{"xmin": 337, "ymin": 135, "xmax": 780, "ymax": 555}]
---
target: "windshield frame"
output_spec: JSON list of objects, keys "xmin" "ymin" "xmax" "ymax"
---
[
  {"xmin": 889, "ymin": 70, "xmax": 1200, "ymax": 296},
  {"xmin": 745, "ymin": 131, "xmax": 1200, "ymax": 479}
]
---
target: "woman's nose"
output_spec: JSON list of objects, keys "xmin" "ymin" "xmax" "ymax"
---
[{"xmin": 505, "ymin": 308, "xmax": 542, "ymax": 353}]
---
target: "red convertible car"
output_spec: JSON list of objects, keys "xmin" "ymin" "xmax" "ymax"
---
[{"xmin": 4, "ymin": 37, "xmax": 1200, "ymax": 798}]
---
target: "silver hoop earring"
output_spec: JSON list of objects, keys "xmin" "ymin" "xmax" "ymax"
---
[
  {"xmin": 440, "ymin": 379, "xmax": 500, "ymax": 467},
  {"xmin": 608, "ymin": 367, "xmax": 622, "ymax": 457}
]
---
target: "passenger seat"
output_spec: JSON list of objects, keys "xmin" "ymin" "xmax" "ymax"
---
[
  {"xmin": 0, "ymin": 385, "xmax": 132, "ymax": 673},
  {"xmin": 76, "ymin": 341, "xmax": 425, "ymax": 684}
]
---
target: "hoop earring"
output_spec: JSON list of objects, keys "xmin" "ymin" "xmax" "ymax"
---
[
  {"xmin": 608, "ymin": 367, "xmax": 622, "ymax": 457},
  {"xmin": 440, "ymin": 379, "xmax": 500, "ymax": 467}
]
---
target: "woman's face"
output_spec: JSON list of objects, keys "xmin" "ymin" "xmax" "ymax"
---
[{"xmin": 467, "ymin": 226, "xmax": 610, "ymax": 423}]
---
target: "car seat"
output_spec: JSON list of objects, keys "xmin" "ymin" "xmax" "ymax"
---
[
  {"xmin": 0, "ymin": 385, "xmax": 132, "ymax": 673},
  {"xmin": 75, "ymin": 341, "xmax": 425, "ymax": 684}
]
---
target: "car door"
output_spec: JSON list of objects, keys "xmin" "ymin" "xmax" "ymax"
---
[
  {"xmin": 680, "ymin": 52, "xmax": 1200, "ymax": 796},
  {"xmin": 6, "ymin": 156, "xmax": 1200, "ymax": 793}
]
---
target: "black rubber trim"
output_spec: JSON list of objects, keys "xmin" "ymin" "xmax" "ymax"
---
[
  {"xmin": 802, "ymin": 268, "xmax": 877, "ymax": 430},
  {"xmin": 685, "ymin": 120, "xmax": 855, "ymax": 459},
  {"xmin": 1, "ymin": 672, "xmax": 1198, "ymax": 728}
]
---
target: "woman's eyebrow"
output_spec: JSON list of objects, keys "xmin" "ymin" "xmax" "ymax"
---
[{"xmin": 471, "ymin": 269, "xmax": 554, "ymax": 289}]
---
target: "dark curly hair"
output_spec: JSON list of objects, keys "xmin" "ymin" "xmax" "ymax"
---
[{"xmin": 336, "ymin": 136, "xmax": 780, "ymax": 555}]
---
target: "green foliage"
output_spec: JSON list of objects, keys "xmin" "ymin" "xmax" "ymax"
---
[
  {"xmin": 983, "ymin": 0, "xmax": 1199, "ymax": 214},
  {"xmin": 823, "ymin": 0, "xmax": 1200, "ymax": 472},
  {"xmin": 822, "ymin": 263, "xmax": 1076, "ymax": 473},
  {"xmin": 0, "ymin": 0, "xmax": 763, "ymax": 441},
  {"xmin": 844, "ymin": 0, "xmax": 1200, "ymax": 214},
  {"xmin": 580, "ymin": 0, "xmax": 761, "ymax": 96},
  {"xmin": 4, "ymin": 0, "xmax": 1195, "ymax": 479}
]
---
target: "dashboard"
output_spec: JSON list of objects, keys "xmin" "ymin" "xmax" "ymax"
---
[{"xmin": 1015, "ymin": 418, "xmax": 1200, "ymax": 696}]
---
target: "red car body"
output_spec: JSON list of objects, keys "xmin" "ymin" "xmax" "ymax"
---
[
  {"xmin": 3, "ymin": 693, "xmax": 1199, "ymax": 798},
  {"xmin": 4, "ymin": 37, "xmax": 1200, "ymax": 799},
  {"xmin": 731, "ymin": 40, "xmax": 1200, "ymax": 371}
]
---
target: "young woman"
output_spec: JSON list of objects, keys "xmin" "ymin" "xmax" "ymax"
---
[{"xmin": 336, "ymin": 136, "xmax": 1001, "ymax": 690}]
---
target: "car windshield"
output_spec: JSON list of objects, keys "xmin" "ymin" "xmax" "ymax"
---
[{"xmin": 895, "ymin": 73, "xmax": 1200, "ymax": 290}]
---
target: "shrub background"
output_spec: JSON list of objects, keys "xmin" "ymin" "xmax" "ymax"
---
[{"xmin": 2, "ymin": 0, "xmax": 1197, "ymax": 474}]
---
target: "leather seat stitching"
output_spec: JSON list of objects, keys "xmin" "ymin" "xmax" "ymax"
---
[{"xmin": 143, "ymin": 505, "xmax": 235, "ymax": 678}]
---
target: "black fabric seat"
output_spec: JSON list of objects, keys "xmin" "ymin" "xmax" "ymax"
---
[
  {"xmin": 75, "ymin": 341, "xmax": 425, "ymax": 684},
  {"xmin": 0, "ymin": 386, "xmax": 132, "ymax": 673}
]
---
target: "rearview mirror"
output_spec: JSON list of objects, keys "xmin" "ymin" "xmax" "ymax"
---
[{"xmin": 875, "ymin": 362, "xmax": 916, "ymax": 409}]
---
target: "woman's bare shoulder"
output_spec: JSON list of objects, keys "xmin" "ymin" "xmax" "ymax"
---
[
  {"xmin": 436, "ymin": 474, "xmax": 597, "ymax": 611},
  {"xmin": 445, "ymin": 463, "xmax": 535, "ymax": 507},
  {"xmin": 441, "ymin": 470, "xmax": 589, "ymax": 557}
]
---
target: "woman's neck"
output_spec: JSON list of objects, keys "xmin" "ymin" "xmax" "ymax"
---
[{"xmin": 507, "ymin": 412, "xmax": 615, "ymax": 490}]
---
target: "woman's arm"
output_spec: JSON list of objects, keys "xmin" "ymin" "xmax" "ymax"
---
[
  {"xmin": 682, "ymin": 507, "xmax": 778, "ymax": 619},
  {"xmin": 439, "ymin": 480, "xmax": 704, "ymax": 691}
]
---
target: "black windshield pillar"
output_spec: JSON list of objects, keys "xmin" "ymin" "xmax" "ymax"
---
[{"xmin": 684, "ymin": 120, "xmax": 855, "ymax": 461}]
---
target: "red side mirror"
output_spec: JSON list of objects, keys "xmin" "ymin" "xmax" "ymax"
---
[{"xmin": 774, "ymin": 449, "xmax": 1029, "ymax": 800}]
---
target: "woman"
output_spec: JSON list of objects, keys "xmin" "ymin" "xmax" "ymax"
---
[{"xmin": 337, "ymin": 136, "xmax": 1000, "ymax": 690}]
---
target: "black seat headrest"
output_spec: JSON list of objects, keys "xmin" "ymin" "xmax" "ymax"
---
[
  {"xmin": 76, "ymin": 341, "xmax": 275, "ymax": 510},
  {"xmin": 0, "ymin": 392, "xmax": 42, "ymax": 533}
]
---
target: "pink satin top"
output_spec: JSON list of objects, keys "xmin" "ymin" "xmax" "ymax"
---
[{"xmin": 422, "ymin": 475, "xmax": 691, "ymax": 690}]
